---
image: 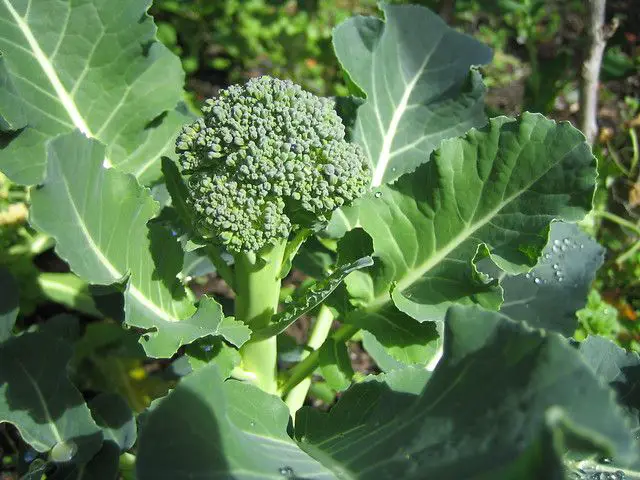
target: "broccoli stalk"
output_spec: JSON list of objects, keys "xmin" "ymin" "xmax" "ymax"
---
[
  {"xmin": 175, "ymin": 76, "xmax": 371, "ymax": 394},
  {"xmin": 233, "ymin": 240, "xmax": 287, "ymax": 393}
]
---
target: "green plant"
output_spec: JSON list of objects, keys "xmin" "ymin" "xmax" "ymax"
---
[
  {"xmin": 152, "ymin": 0, "xmax": 380, "ymax": 96},
  {"xmin": 173, "ymin": 75, "xmax": 371, "ymax": 392},
  {"xmin": 1, "ymin": 2, "xmax": 640, "ymax": 480}
]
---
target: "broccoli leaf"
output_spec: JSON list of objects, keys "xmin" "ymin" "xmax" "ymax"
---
[
  {"xmin": 0, "ymin": 0, "xmax": 187, "ymax": 185},
  {"xmin": 319, "ymin": 338, "xmax": 354, "ymax": 392},
  {"xmin": 136, "ymin": 363, "xmax": 334, "ymax": 479},
  {"xmin": 493, "ymin": 222, "xmax": 605, "ymax": 336},
  {"xmin": 29, "ymin": 132, "xmax": 232, "ymax": 357},
  {"xmin": 0, "ymin": 332, "xmax": 103, "ymax": 464},
  {"xmin": 294, "ymin": 307, "xmax": 638, "ymax": 478},
  {"xmin": 340, "ymin": 114, "xmax": 595, "ymax": 337},
  {"xmin": 333, "ymin": 3, "xmax": 492, "ymax": 187},
  {"xmin": 579, "ymin": 336, "xmax": 640, "ymax": 438}
]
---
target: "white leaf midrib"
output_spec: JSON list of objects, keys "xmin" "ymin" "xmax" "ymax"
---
[
  {"xmin": 2, "ymin": 0, "xmax": 92, "ymax": 137},
  {"xmin": 370, "ymin": 32, "xmax": 445, "ymax": 187}
]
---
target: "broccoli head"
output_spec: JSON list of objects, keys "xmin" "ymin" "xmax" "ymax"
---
[{"xmin": 176, "ymin": 76, "xmax": 371, "ymax": 253}]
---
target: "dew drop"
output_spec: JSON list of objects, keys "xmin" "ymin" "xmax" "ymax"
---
[
  {"xmin": 552, "ymin": 264, "xmax": 559, "ymax": 270},
  {"xmin": 563, "ymin": 238, "xmax": 571, "ymax": 245},
  {"xmin": 579, "ymin": 244, "xmax": 584, "ymax": 249},
  {"xmin": 534, "ymin": 277, "xmax": 542, "ymax": 285},
  {"xmin": 552, "ymin": 245, "xmax": 560, "ymax": 253},
  {"xmin": 554, "ymin": 239, "xmax": 561, "ymax": 246},
  {"xmin": 557, "ymin": 276, "xmax": 563, "ymax": 282},
  {"xmin": 544, "ymin": 253, "xmax": 551, "ymax": 260},
  {"xmin": 250, "ymin": 421, "xmax": 256, "ymax": 427},
  {"xmin": 374, "ymin": 191, "xmax": 383, "ymax": 198},
  {"xmin": 525, "ymin": 273, "xmax": 531, "ymax": 279},
  {"xmin": 51, "ymin": 440, "xmax": 77, "ymax": 463},
  {"xmin": 23, "ymin": 450, "xmax": 36, "ymax": 464},
  {"xmin": 279, "ymin": 466, "xmax": 295, "ymax": 478},
  {"xmin": 561, "ymin": 245, "xmax": 568, "ymax": 251}
]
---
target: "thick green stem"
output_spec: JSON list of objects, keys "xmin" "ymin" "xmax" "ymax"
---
[
  {"xmin": 280, "ymin": 323, "xmax": 358, "ymax": 396},
  {"xmin": 119, "ymin": 452, "xmax": 136, "ymax": 480},
  {"xmin": 235, "ymin": 240, "xmax": 287, "ymax": 394},
  {"xmin": 284, "ymin": 305, "xmax": 335, "ymax": 417}
]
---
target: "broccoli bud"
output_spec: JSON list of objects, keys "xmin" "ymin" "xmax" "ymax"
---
[{"xmin": 175, "ymin": 76, "xmax": 371, "ymax": 253}]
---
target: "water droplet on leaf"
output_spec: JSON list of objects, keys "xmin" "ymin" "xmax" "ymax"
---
[
  {"xmin": 525, "ymin": 273, "xmax": 531, "ymax": 279},
  {"xmin": 374, "ymin": 191, "xmax": 382, "ymax": 198},
  {"xmin": 23, "ymin": 450, "xmax": 36, "ymax": 463},
  {"xmin": 279, "ymin": 466, "xmax": 295, "ymax": 478},
  {"xmin": 552, "ymin": 264, "xmax": 559, "ymax": 270},
  {"xmin": 51, "ymin": 440, "xmax": 77, "ymax": 463},
  {"xmin": 534, "ymin": 277, "xmax": 542, "ymax": 285}
]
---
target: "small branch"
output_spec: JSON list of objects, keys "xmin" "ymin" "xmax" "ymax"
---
[
  {"xmin": 629, "ymin": 127, "xmax": 639, "ymax": 175},
  {"xmin": 594, "ymin": 210, "xmax": 640, "ymax": 236},
  {"xmin": 579, "ymin": 0, "xmax": 609, "ymax": 145},
  {"xmin": 284, "ymin": 305, "xmax": 335, "ymax": 417},
  {"xmin": 280, "ymin": 323, "xmax": 358, "ymax": 397},
  {"xmin": 616, "ymin": 241, "xmax": 640, "ymax": 265}
]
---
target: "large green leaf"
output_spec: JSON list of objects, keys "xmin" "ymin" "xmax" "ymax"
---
[
  {"xmin": 341, "ymin": 113, "xmax": 595, "ymax": 337},
  {"xmin": 0, "ymin": 0, "xmax": 187, "ymax": 184},
  {"xmin": 0, "ymin": 266, "xmax": 18, "ymax": 342},
  {"xmin": 45, "ymin": 393, "xmax": 138, "ymax": 480},
  {"xmin": 0, "ymin": 332, "xmax": 102, "ymax": 464},
  {"xmin": 333, "ymin": 3, "xmax": 492, "ymax": 186},
  {"xmin": 491, "ymin": 222, "xmax": 605, "ymax": 335},
  {"xmin": 136, "ymin": 364, "xmax": 334, "ymax": 479},
  {"xmin": 29, "ymin": 132, "xmax": 231, "ymax": 357},
  {"xmin": 295, "ymin": 306, "xmax": 638, "ymax": 479},
  {"xmin": 579, "ymin": 336, "xmax": 640, "ymax": 436}
]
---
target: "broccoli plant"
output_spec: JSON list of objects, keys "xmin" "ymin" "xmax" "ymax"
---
[
  {"xmin": 0, "ymin": 1, "xmax": 639, "ymax": 480},
  {"xmin": 175, "ymin": 76, "xmax": 371, "ymax": 393}
]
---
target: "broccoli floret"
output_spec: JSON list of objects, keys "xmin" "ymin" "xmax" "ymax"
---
[{"xmin": 175, "ymin": 76, "xmax": 371, "ymax": 253}]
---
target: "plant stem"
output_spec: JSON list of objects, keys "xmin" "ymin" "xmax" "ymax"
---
[
  {"xmin": 284, "ymin": 304, "xmax": 335, "ymax": 417},
  {"xmin": 280, "ymin": 323, "xmax": 358, "ymax": 396},
  {"xmin": 629, "ymin": 127, "xmax": 638, "ymax": 175},
  {"xmin": 119, "ymin": 452, "xmax": 136, "ymax": 480},
  {"xmin": 616, "ymin": 241, "xmax": 640, "ymax": 265},
  {"xmin": 594, "ymin": 210, "xmax": 640, "ymax": 236},
  {"xmin": 235, "ymin": 240, "xmax": 287, "ymax": 394}
]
